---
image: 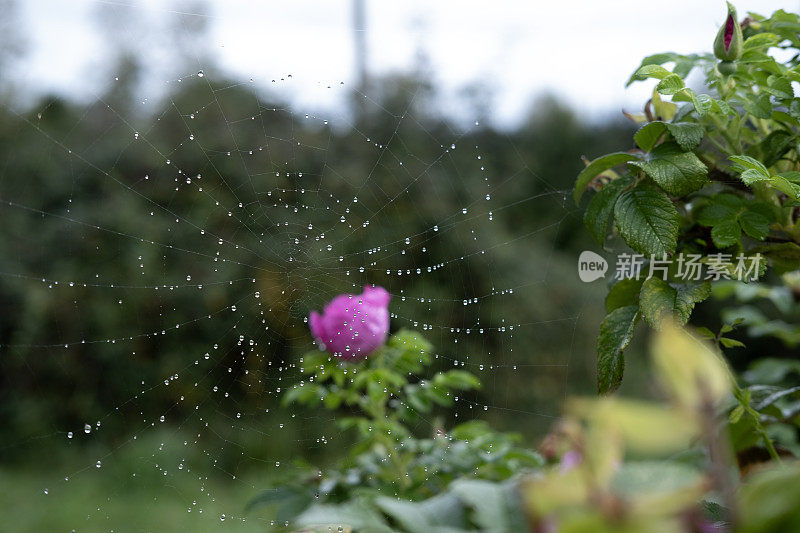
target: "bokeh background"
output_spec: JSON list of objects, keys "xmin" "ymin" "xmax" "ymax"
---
[{"xmin": 0, "ymin": 1, "xmax": 795, "ymax": 530}]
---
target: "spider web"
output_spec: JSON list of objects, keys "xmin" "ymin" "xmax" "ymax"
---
[{"xmin": 0, "ymin": 44, "xmax": 597, "ymax": 532}]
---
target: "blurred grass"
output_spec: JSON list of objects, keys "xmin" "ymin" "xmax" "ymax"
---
[{"xmin": 0, "ymin": 430, "xmax": 277, "ymax": 532}]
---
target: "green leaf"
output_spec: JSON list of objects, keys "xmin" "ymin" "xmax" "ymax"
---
[
  {"xmin": 696, "ymin": 203, "xmax": 737, "ymax": 226},
  {"xmin": 666, "ymin": 122, "xmax": 704, "ymax": 151},
  {"xmin": 767, "ymin": 75, "xmax": 794, "ymax": 99},
  {"xmin": 729, "ymin": 155, "xmax": 770, "ymax": 177},
  {"xmin": 696, "ymin": 326, "xmax": 716, "ymax": 339},
  {"xmin": 744, "ymin": 358, "xmax": 800, "ymax": 384},
  {"xmin": 613, "ymin": 184, "xmax": 680, "ymax": 256},
  {"xmin": 751, "ymin": 242, "xmax": 800, "ymax": 275},
  {"xmin": 779, "ymin": 170, "xmax": 800, "ymax": 183},
  {"xmin": 639, "ymin": 278, "xmax": 678, "ymax": 330},
  {"xmin": 730, "ymin": 403, "xmax": 745, "ymax": 424},
  {"xmin": 674, "ymin": 282, "xmax": 711, "ymax": 324},
  {"xmin": 719, "ymin": 337, "xmax": 746, "ymax": 348},
  {"xmin": 584, "ymin": 176, "xmax": 633, "ymax": 246},
  {"xmin": 296, "ymin": 501, "xmax": 393, "ymax": 532},
  {"xmin": 766, "ymin": 175, "xmax": 800, "ymax": 198},
  {"xmin": 374, "ymin": 493, "xmax": 467, "ymax": 532},
  {"xmin": 626, "ymin": 53, "xmax": 685, "ymax": 86},
  {"xmin": 629, "ymin": 142, "xmax": 707, "ymax": 196},
  {"xmin": 679, "ymin": 88, "xmax": 713, "ymax": 116},
  {"xmin": 740, "ymin": 168, "xmax": 770, "ymax": 185},
  {"xmin": 640, "ymin": 278, "xmax": 709, "ymax": 329},
  {"xmin": 631, "ymin": 64, "xmax": 673, "ymax": 81},
  {"xmin": 711, "ymin": 219, "xmax": 741, "ymax": 248},
  {"xmin": 656, "ymin": 74, "xmax": 685, "ymax": 95},
  {"xmin": 437, "ymin": 370, "xmax": 481, "ymax": 390},
  {"xmin": 450, "ymin": 480, "xmax": 525, "ymax": 533},
  {"xmin": 245, "ymin": 486, "xmax": 314, "ymax": 521},
  {"xmin": 574, "ymin": 152, "xmax": 639, "ymax": 204},
  {"xmin": 389, "ymin": 328, "xmax": 433, "ymax": 356},
  {"xmin": 743, "ymin": 33, "xmax": 780, "ymax": 50},
  {"xmin": 634, "ymin": 122, "xmax": 668, "ymax": 152},
  {"xmin": 634, "ymin": 121, "xmax": 702, "ymax": 152},
  {"xmin": 597, "ymin": 306, "xmax": 639, "ymax": 394},
  {"xmin": 605, "ymin": 277, "xmax": 645, "ymax": 313},
  {"xmin": 744, "ymin": 93, "xmax": 772, "ymax": 119},
  {"xmin": 739, "ymin": 210, "xmax": 771, "ymax": 240},
  {"xmin": 758, "ymin": 130, "xmax": 795, "ymax": 167}
]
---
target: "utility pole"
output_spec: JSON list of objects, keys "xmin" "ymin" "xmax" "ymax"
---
[{"xmin": 352, "ymin": 0, "xmax": 368, "ymax": 114}]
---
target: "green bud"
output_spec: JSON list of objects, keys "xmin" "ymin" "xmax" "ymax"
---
[
  {"xmin": 717, "ymin": 60, "xmax": 737, "ymax": 76},
  {"xmin": 713, "ymin": 2, "xmax": 743, "ymax": 62}
]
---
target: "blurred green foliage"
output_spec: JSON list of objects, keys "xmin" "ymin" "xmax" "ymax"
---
[{"xmin": 0, "ymin": 56, "xmax": 634, "ymax": 470}]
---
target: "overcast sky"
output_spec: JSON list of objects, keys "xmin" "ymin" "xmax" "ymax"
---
[{"xmin": 11, "ymin": 0, "xmax": 800, "ymax": 127}]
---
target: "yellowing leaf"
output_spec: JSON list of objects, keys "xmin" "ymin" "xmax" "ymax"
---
[{"xmin": 650, "ymin": 322, "xmax": 733, "ymax": 410}]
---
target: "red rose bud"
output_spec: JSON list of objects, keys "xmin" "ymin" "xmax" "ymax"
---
[{"xmin": 714, "ymin": 2, "xmax": 743, "ymax": 62}]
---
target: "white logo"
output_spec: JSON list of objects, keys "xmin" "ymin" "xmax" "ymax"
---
[{"xmin": 578, "ymin": 250, "xmax": 608, "ymax": 282}]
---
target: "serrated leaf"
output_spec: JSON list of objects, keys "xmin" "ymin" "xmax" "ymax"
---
[
  {"xmin": 743, "ymin": 32, "xmax": 779, "ymax": 50},
  {"xmin": 634, "ymin": 122, "xmax": 702, "ymax": 152},
  {"xmin": 696, "ymin": 203, "xmax": 737, "ymax": 226},
  {"xmin": 605, "ymin": 277, "xmax": 645, "ymax": 313},
  {"xmin": 744, "ymin": 93, "xmax": 772, "ymax": 119},
  {"xmin": 597, "ymin": 305, "xmax": 639, "ymax": 394},
  {"xmin": 675, "ymin": 282, "xmax": 711, "ymax": 324},
  {"xmin": 739, "ymin": 210, "xmax": 770, "ymax": 240},
  {"xmin": 740, "ymin": 168, "xmax": 770, "ymax": 185},
  {"xmin": 584, "ymin": 176, "xmax": 633, "ymax": 246},
  {"xmin": 629, "ymin": 142, "xmax": 707, "ymax": 196},
  {"xmin": 613, "ymin": 184, "xmax": 680, "ymax": 255},
  {"xmin": 666, "ymin": 122, "xmax": 704, "ymax": 151},
  {"xmin": 634, "ymin": 122, "xmax": 668, "ymax": 152},
  {"xmin": 711, "ymin": 219, "xmax": 741, "ymax": 248},
  {"xmin": 729, "ymin": 154, "xmax": 770, "ymax": 176},
  {"xmin": 766, "ymin": 175, "xmax": 800, "ymax": 198},
  {"xmin": 640, "ymin": 278, "xmax": 677, "ymax": 330},
  {"xmin": 574, "ymin": 152, "xmax": 639, "ymax": 204},
  {"xmin": 626, "ymin": 53, "xmax": 684, "ymax": 86},
  {"xmin": 681, "ymin": 89, "xmax": 713, "ymax": 116},
  {"xmin": 758, "ymin": 129, "xmax": 795, "ymax": 167},
  {"xmin": 632, "ymin": 64, "xmax": 672, "ymax": 81},
  {"xmin": 640, "ymin": 279, "xmax": 709, "ymax": 329},
  {"xmin": 778, "ymin": 170, "xmax": 800, "ymax": 183},
  {"xmin": 767, "ymin": 75, "xmax": 794, "ymax": 99},
  {"xmin": 657, "ymin": 74, "xmax": 685, "ymax": 95}
]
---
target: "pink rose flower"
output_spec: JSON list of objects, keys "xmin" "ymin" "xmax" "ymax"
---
[{"xmin": 309, "ymin": 285, "xmax": 391, "ymax": 359}]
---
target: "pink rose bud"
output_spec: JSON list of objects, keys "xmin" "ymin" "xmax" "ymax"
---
[
  {"xmin": 714, "ymin": 2, "xmax": 743, "ymax": 62},
  {"xmin": 308, "ymin": 285, "xmax": 391, "ymax": 359}
]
